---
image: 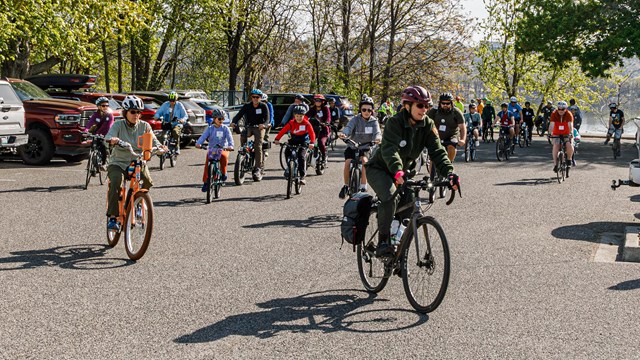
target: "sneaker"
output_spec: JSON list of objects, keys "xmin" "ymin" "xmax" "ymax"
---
[
  {"xmin": 604, "ymin": 139, "xmax": 609, "ymax": 145},
  {"xmin": 475, "ymin": 140, "xmax": 480, "ymax": 147},
  {"xmin": 264, "ymin": 151, "xmax": 269, "ymax": 158},
  {"xmin": 300, "ymin": 179, "xmax": 307, "ymax": 185},
  {"xmin": 565, "ymin": 160, "xmax": 572, "ymax": 168},
  {"xmin": 100, "ymin": 164, "xmax": 108, "ymax": 172},
  {"xmin": 107, "ymin": 218, "xmax": 121, "ymax": 232},
  {"xmin": 571, "ymin": 159, "xmax": 577, "ymax": 167},
  {"xmin": 201, "ymin": 182, "xmax": 209, "ymax": 192},
  {"xmin": 359, "ymin": 187, "xmax": 367, "ymax": 193},
  {"xmin": 175, "ymin": 148, "xmax": 181, "ymax": 155},
  {"xmin": 284, "ymin": 169, "xmax": 290, "ymax": 178},
  {"xmin": 221, "ymin": 174, "xmax": 228, "ymax": 182},
  {"xmin": 338, "ymin": 185, "xmax": 349, "ymax": 199},
  {"xmin": 553, "ymin": 164, "xmax": 558, "ymax": 173},
  {"xmin": 375, "ymin": 241, "xmax": 394, "ymax": 258}
]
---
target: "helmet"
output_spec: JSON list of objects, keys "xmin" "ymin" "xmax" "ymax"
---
[
  {"xmin": 401, "ymin": 86, "xmax": 432, "ymax": 104},
  {"xmin": 546, "ymin": 100, "xmax": 553, "ymax": 106},
  {"xmin": 438, "ymin": 92, "xmax": 454, "ymax": 102},
  {"xmin": 210, "ymin": 106, "xmax": 226, "ymax": 119},
  {"xmin": 122, "ymin": 95, "xmax": 144, "ymax": 111},
  {"xmin": 469, "ymin": 103, "xmax": 476, "ymax": 109},
  {"xmin": 95, "ymin": 96, "xmax": 109, "ymax": 106},
  {"xmin": 313, "ymin": 94, "xmax": 325, "ymax": 101},
  {"xmin": 455, "ymin": 95, "xmax": 461, "ymax": 101},
  {"xmin": 569, "ymin": 98, "xmax": 576, "ymax": 105},
  {"xmin": 609, "ymin": 102, "xmax": 617, "ymax": 109},
  {"xmin": 293, "ymin": 105, "xmax": 307, "ymax": 115},
  {"xmin": 510, "ymin": 96, "xmax": 517, "ymax": 102},
  {"xmin": 359, "ymin": 95, "xmax": 374, "ymax": 108},
  {"xmin": 261, "ymin": 93, "xmax": 268, "ymax": 101},
  {"xmin": 557, "ymin": 101, "xmax": 568, "ymax": 109},
  {"xmin": 250, "ymin": 89, "xmax": 263, "ymax": 96},
  {"xmin": 500, "ymin": 102, "xmax": 508, "ymax": 108},
  {"xmin": 485, "ymin": 100, "xmax": 492, "ymax": 106},
  {"xmin": 525, "ymin": 101, "xmax": 531, "ymax": 106},
  {"xmin": 168, "ymin": 91, "xmax": 178, "ymax": 101},
  {"xmin": 295, "ymin": 94, "xmax": 305, "ymax": 100},
  {"xmin": 327, "ymin": 97, "xmax": 335, "ymax": 103}
]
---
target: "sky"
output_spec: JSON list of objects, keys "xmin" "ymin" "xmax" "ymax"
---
[{"xmin": 460, "ymin": 0, "xmax": 489, "ymax": 42}]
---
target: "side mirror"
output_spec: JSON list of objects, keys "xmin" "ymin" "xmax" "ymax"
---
[{"xmin": 0, "ymin": 97, "xmax": 4, "ymax": 104}]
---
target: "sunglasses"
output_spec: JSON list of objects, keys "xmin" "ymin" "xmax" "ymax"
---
[
  {"xmin": 415, "ymin": 103, "xmax": 429, "ymax": 109},
  {"xmin": 251, "ymin": 96, "xmax": 261, "ymax": 99},
  {"xmin": 128, "ymin": 110, "xmax": 141, "ymax": 115},
  {"xmin": 440, "ymin": 102, "xmax": 452, "ymax": 106},
  {"xmin": 214, "ymin": 117, "xmax": 224, "ymax": 121},
  {"xmin": 100, "ymin": 104, "xmax": 109, "ymax": 107},
  {"xmin": 361, "ymin": 108, "xmax": 373, "ymax": 113},
  {"xmin": 314, "ymin": 99, "xmax": 322, "ymax": 102},
  {"xmin": 558, "ymin": 108, "xmax": 567, "ymax": 111}
]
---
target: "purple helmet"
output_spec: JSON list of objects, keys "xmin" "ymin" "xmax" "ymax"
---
[{"xmin": 401, "ymin": 86, "xmax": 431, "ymax": 105}]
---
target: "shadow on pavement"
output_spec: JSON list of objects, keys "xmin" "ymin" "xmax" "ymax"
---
[
  {"xmin": 0, "ymin": 244, "xmax": 133, "ymax": 271},
  {"xmin": 551, "ymin": 221, "xmax": 634, "ymax": 243},
  {"xmin": 153, "ymin": 197, "xmax": 206, "ymax": 207},
  {"xmin": 608, "ymin": 278, "xmax": 640, "ymax": 291},
  {"xmin": 216, "ymin": 194, "xmax": 286, "ymax": 203},
  {"xmin": 153, "ymin": 183, "xmax": 202, "ymax": 190},
  {"xmin": 244, "ymin": 214, "xmax": 341, "ymax": 229},
  {"xmin": 174, "ymin": 289, "xmax": 427, "ymax": 343},
  {"xmin": 630, "ymin": 195, "xmax": 640, "ymax": 203},
  {"xmin": 0, "ymin": 184, "xmax": 85, "ymax": 194},
  {"xmin": 494, "ymin": 178, "xmax": 556, "ymax": 186}
]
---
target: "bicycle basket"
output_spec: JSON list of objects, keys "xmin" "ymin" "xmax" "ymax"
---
[{"xmin": 208, "ymin": 148, "xmax": 223, "ymax": 161}]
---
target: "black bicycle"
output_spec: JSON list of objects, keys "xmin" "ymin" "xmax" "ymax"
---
[
  {"xmin": 83, "ymin": 133, "xmax": 106, "ymax": 190},
  {"xmin": 328, "ymin": 123, "xmax": 340, "ymax": 151},
  {"xmin": 496, "ymin": 127, "xmax": 513, "ymax": 161},
  {"xmin": 482, "ymin": 122, "xmax": 494, "ymax": 142},
  {"xmin": 280, "ymin": 143, "xmax": 308, "ymax": 199},
  {"xmin": 552, "ymin": 135, "xmax": 570, "ymax": 183},
  {"xmin": 158, "ymin": 128, "xmax": 178, "ymax": 170},
  {"xmin": 518, "ymin": 122, "xmax": 530, "ymax": 148},
  {"xmin": 201, "ymin": 144, "xmax": 232, "ymax": 203},
  {"xmin": 356, "ymin": 174, "xmax": 460, "ymax": 313},
  {"xmin": 342, "ymin": 138, "xmax": 375, "ymax": 197}
]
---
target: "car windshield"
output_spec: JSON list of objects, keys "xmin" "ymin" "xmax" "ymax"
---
[
  {"xmin": 0, "ymin": 84, "xmax": 22, "ymax": 104},
  {"xmin": 108, "ymin": 99, "xmax": 121, "ymax": 109},
  {"xmin": 196, "ymin": 100, "xmax": 217, "ymax": 107},
  {"xmin": 11, "ymin": 81, "xmax": 52, "ymax": 101},
  {"xmin": 144, "ymin": 100, "xmax": 160, "ymax": 110}
]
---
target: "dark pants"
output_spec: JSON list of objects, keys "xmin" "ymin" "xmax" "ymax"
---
[
  {"xmin": 365, "ymin": 165, "xmax": 413, "ymax": 241},
  {"xmin": 162, "ymin": 122, "xmax": 182, "ymax": 150},
  {"xmin": 317, "ymin": 125, "xmax": 329, "ymax": 159},
  {"xmin": 107, "ymin": 164, "xmax": 153, "ymax": 217},
  {"xmin": 285, "ymin": 145, "xmax": 307, "ymax": 178},
  {"xmin": 97, "ymin": 140, "xmax": 108, "ymax": 164}
]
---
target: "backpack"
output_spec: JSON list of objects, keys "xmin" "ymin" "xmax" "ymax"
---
[{"xmin": 340, "ymin": 192, "xmax": 373, "ymax": 251}]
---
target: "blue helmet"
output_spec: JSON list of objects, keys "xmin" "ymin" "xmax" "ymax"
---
[
  {"xmin": 210, "ymin": 106, "xmax": 226, "ymax": 119},
  {"xmin": 95, "ymin": 96, "xmax": 109, "ymax": 106},
  {"xmin": 250, "ymin": 89, "xmax": 263, "ymax": 96},
  {"xmin": 293, "ymin": 105, "xmax": 307, "ymax": 115}
]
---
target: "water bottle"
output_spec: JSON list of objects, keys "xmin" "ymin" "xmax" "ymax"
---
[
  {"xmin": 127, "ymin": 163, "xmax": 135, "ymax": 177},
  {"xmin": 390, "ymin": 219, "xmax": 400, "ymax": 245},
  {"xmin": 396, "ymin": 221, "xmax": 406, "ymax": 242}
]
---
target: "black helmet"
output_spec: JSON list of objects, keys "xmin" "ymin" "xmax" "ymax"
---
[
  {"xmin": 292, "ymin": 105, "xmax": 307, "ymax": 115},
  {"xmin": 439, "ymin": 93, "xmax": 454, "ymax": 102},
  {"xmin": 500, "ymin": 102, "xmax": 508, "ymax": 108},
  {"xmin": 295, "ymin": 94, "xmax": 305, "ymax": 100}
]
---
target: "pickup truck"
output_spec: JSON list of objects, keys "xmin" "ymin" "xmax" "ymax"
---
[
  {"xmin": 7, "ymin": 77, "xmax": 97, "ymax": 164},
  {"xmin": 0, "ymin": 80, "xmax": 29, "ymax": 153}
]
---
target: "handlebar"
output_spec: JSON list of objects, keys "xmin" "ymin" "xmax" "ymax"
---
[
  {"xmin": 393, "ymin": 172, "xmax": 461, "ymax": 206},
  {"xmin": 199, "ymin": 144, "xmax": 234, "ymax": 151},
  {"xmin": 116, "ymin": 140, "xmax": 162, "ymax": 158},
  {"xmin": 342, "ymin": 138, "xmax": 376, "ymax": 149}
]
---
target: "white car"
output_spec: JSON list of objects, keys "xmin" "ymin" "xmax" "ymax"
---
[{"xmin": 0, "ymin": 80, "xmax": 28, "ymax": 151}]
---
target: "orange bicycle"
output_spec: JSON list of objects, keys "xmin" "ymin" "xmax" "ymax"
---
[{"xmin": 106, "ymin": 133, "xmax": 162, "ymax": 260}]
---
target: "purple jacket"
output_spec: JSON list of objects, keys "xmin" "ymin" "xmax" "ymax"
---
[{"xmin": 85, "ymin": 111, "xmax": 115, "ymax": 135}]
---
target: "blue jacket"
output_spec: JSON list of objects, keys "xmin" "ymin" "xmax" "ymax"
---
[
  {"xmin": 154, "ymin": 101, "xmax": 188, "ymax": 124},
  {"xmin": 265, "ymin": 101, "xmax": 274, "ymax": 126},
  {"xmin": 196, "ymin": 124, "xmax": 234, "ymax": 149}
]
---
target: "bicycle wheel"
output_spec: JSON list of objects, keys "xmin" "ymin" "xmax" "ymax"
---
[
  {"xmin": 159, "ymin": 153, "xmax": 165, "ymax": 170},
  {"xmin": 505, "ymin": 140, "xmax": 511, "ymax": 160},
  {"xmin": 464, "ymin": 143, "xmax": 470, "ymax": 162},
  {"xmin": 471, "ymin": 147, "xmax": 477, "ymax": 161},
  {"xmin": 169, "ymin": 152, "xmax": 176, "ymax": 167},
  {"xmin": 213, "ymin": 164, "xmax": 221, "ymax": 199},
  {"xmin": 279, "ymin": 144, "xmax": 286, "ymax": 170},
  {"xmin": 97, "ymin": 154, "xmax": 104, "ymax": 185},
  {"xmin": 124, "ymin": 192, "xmax": 154, "ymax": 261},
  {"xmin": 401, "ymin": 216, "xmax": 450, "ymax": 313},
  {"xmin": 349, "ymin": 166, "xmax": 360, "ymax": 195},
  {"xmin": 556, "ymin": 151, "xmax": 564, "ymax": 183},
  {"xmin": 84, "ymin": 152, "xmax": 93, "ymax": 190},
  {"xmin": 496, "ymin": 138, "xmax": 504, "ymax": 161},
  {"xmin": 234, "ymin": 153, "xmax": 246, "ymax": 185},
  {"xmin": 357, "ymin": 208, "xmax": 389, "ymax": 293},
  {"xmin": 295, "ymin": 177, "xmax": 302, "ymax": 195},
  {"xmin": 206, "ymin": 162, "xmax": 213, "ymax": 204},
  {"xmin": 286, "ymin": 159, "xmax": 294, "ymax": 199}
]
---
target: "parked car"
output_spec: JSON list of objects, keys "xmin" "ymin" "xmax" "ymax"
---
[
  {"xmin": 266, "ymin": 93, "xmax": 312, "ymax": 128},
  {"xmin": 0, "ymin": 80, "xmax": 29, "ymax": 154},
  {"xmin": 192, "ymin": 98, "xmax": 231, "ymax": 126},
  {"xmin": 129, "ymin": 91, "xmax": 207, "ymax": 146},
  {"xmin": 175, "ymin": 90, "xmax": 209, "ymax": 100},
  {"xmin": 324, "ymin": 94, "xmax": 354, "ymax": 126},
  {"xmin": 110, "ymin": 94, "xmax": 162, "ymax": 131},
  {"xmin": 6, "ymin": 78, "xmax": 97, "ymax": 164}
]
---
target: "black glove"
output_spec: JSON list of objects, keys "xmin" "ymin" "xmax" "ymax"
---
[{"xmin": 447, "ymin": 173, "xmax": 460, "ymax": 189}]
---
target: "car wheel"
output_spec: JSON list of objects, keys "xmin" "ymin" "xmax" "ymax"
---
[{"xmin": 19, "ymin": 128, "xmax": 55, "ymax": 165}]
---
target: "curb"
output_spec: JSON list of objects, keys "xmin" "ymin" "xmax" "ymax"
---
[{"xmin": 622, "ymin": 226, "xmax": 640, "ymax": 262}]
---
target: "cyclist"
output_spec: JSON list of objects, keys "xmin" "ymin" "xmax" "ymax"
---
[
  {"xmin": 328, "ymin": 97, "xmax": 342, "ymax": 128},
  {"xmin": 154, "ymin": 91, "xmax": 187, "ymax": 155},
  {"xmin": 604, "ymin": 102, "xmax": 625, "ymax": 147},
  {"xmin": 568, "ymin": 99, "xmax": 583, "ymax": 131},
  {"xmin": 84, "ymin": 96, "xmax": 115, "ymax": 171},
  {"xmin": 548, "ymin": 101, "xmax": 574, "ymax": 173},
  {"xmin": 496, "ymin": 102, "xmax": 516, "ymax": 146},
  {"xmin": 337, "ymin": 95, "xmax": 381, "ymax": 198},
  {"xmin": 454, "ymin": 95, "xmax": 464, "ymax": 113},
  {"xmin": 195, "ymin": 106, "xmax": 234, "ymax": 191},
  {"xmin": 538, "ymin": 100, "xmax": 555, "ymax": 135},
  {"xmin": 481, "ymin": 99, "xmax": 496, "ymax": 142},
  {"xmin": 230, "ymin": 89, "xmax": 270, "ymax": 179},
  {"xmin": 274, "ymin": 105, "xmax": 316, "ymax": 185},
  {"xmin": 306, "ymin": 94, "xmax": 332, "ymax": 165},
  {"xmin": 427, "ymin": 92, "xmax": 466, "ymax": 162},
  {"xmin": 280, "ymin": 94, "xmax": 309, "ymax": 127},
  {"xmin": 261, "ymin": 93, "xmax": 274, "ymax": 155},
  {"xmin": 463, "ymin": 103, "xmax": 482, "ymax": 147},
  {"xmin": 366, "ymin": 85, "xmax": 457, "ymax": 257},
  {"xmin": 476, "ymin": 98, "xmax": 484, "ymax": 115},
  {"xmin": 522, "ymin": 101, "xmax": 535, "ymax": 142},
  {"xmin": 508, "ymin": 96, "xmax": 523, "ymax": 139},
  {"xmin": 104, "ymin": 95, "xmax": 166, "ymax": 232}
]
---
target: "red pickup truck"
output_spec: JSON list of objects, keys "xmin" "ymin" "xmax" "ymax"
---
[{"xmin": 7, "ymin": 77, "xmax": 97, "ymax": 165}]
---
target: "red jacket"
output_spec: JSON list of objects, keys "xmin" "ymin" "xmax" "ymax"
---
[{"xmin": 275, "ymin": 117, "xmax": 316, "ymax": 144}]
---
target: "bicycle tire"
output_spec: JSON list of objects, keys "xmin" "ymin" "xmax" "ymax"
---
[
  {"xmin": 556, "ymin": 151, "xmax": 564, "ymax": 183},
  {"xmin": 97, "ymin": 153, "xmax": 104, "ymax": 185},
  {"xmin": 401, "ymin": 216, "xmax": 450, "ymax": 314},
  {"xmin": 471, "ymin": 147, "xmax": 477, "ymax": 161},
  {"xmin": 159, "ymin": 153, "xmax": 165, "ymax": 170},
  {"xmin": 613, "ymin": 140, "xmax": 619, "ymax": 159},
  {"xmin": 279, "ymin": 144, "xmax": 286, "ymax": 170},
  {"xmin": 170, "ymin": 153, "xmax": 176, "ymax": 167},
  {"xmin": 349, "ymin": 166, "xmax": 360, "ymax": 196},
  {"xmin": 295, "ymin": 177, "xmax": 302, "ymax": 195},
  {"xmin": 286, "ymin": 159, "xmax": 294, "ymax": 199},
  {"xmin": 206, "ymin": 162, "xmax": 213, "ymax": 204},
  {"xmin": 496, "ymin": 138, "xmax": 504, "ymax": 161},
  {"xmin": 124, "ymin": 192, "xmax": 154, "ymax": 261},
  {"xmin": 357, "ymin": 208, "xmax": 389, "ymax": 293},
  {"xmin": 505, "ymin": 140, "xmax": 511, "ymax": 160},
  {"xmin": 315, "ymin": 161, "xmax": 325, "ymax": 175},
  {"xmin": 464, "ymin": 143, "xmax": 470, "ymax": 162},
  {"xmin": 234, "ymin": 153, "xmax": 246, "ymax": 185},
  {"xmin": 84, "ymin": 152, "xmax": 93, "ymax": 190}
]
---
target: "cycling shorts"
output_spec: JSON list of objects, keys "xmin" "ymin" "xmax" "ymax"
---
[
  {"xmin": 550, "ymin": 136, "xmax": 573, "ymax": 146},
  {"xmin": 344, "ymin": 147, "xmax": 369, "ymax": 160},
  {"xmin": 440, "ymin": 138, "xmax": 459, "ymax": 148}
]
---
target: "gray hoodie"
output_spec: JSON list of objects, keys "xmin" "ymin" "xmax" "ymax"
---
[{"xmin": 342, "ymin": 114, "xmax": 381, "ymax": 149}]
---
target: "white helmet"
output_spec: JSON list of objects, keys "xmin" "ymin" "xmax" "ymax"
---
[
  {"xmin": 122, "ymin": 95, "xmax": 144, "ymax": 111},
  {"xmin": 509, "ymin": 96, "xmax": 517, "ymax": 103},
  {"xmin": 557, "ymin": 101, "xmax": 568, "ymax": 109}
]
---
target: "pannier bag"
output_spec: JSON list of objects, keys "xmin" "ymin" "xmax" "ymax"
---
[{"xmin": 340, "ymin": 192, "xmax": 373, "ymax": 251}]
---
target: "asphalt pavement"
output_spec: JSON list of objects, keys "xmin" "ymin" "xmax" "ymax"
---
[{"xmin": 1, "ymin": 134, "xmax": 639, "ymax": 359}]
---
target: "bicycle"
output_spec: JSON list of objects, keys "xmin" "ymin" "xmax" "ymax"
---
[
  {"xmin": 612, "ymin": 136, "xmax": 621, "ymax": 159},
  {"xmin": 552, "ymin": 135, "xmax": 570, "ymax": 183},
  {"xmin": 356, "ymin": 174, "xmax": 460, "ymax": 313},
  {"xmin": 201, "ymin": 144, "xmax": 233, "ymax": 203},
  {"xmin": 279, "ymin": 143, "xmax": 308, "ymax": 199},
  {"xmin": 496, "ymin": 127, "xmax": 512, "ymax": 161},
  {"xmin": 306, "ymin": 141, "xmax": 326, "ymax": 175},
  {"xmin": 518, "ymin": 122, "xmax": 530, "ymax": 148},
  {"xmin": 342, "ymin": 138, "xmax": 375, "ymax": 197},
  {"xmin": 328, "ymin": 123, "xmax": 340, "ymax": 151},
  {"xmin": 464, "ymin": 133, "xmax": 478, "ymax": 162},
  {"xmin": 158, "ymin": 128, "xmax": 178, "ymax": 170},
  {"xmin": 234, "ymin": 126, "xmax": 268, "ymax": 184},
  {"xmin": 482, "ymin": 122, "xmax": 494, "ymax": 142},
  {"xmin": 83, "ymin": 133, "xmax": 106, "ymax": 190},
  {"xmin": 106, "ymin": 135, "xmax": 162, "ymax": 261}
]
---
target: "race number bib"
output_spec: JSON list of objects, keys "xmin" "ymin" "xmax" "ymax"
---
[
  {"xmin": 256, "ymin": 109, "xmax": 262, "ymax": 114},
  {"xmin": 558, "ymin": 125, "xmax": 565, "ymax": 131},
  {"xmin": 299, "ymin": 125, "xmax": 306, "ymax": 131},
  {"xmin": 317, "ymin": 111, "xmax": 323, "ymax": 117},
  {"xmin": 365, "ymin": 127, "xmax": 373, "ymax": 134},
  {"xmin": 215, "ymin": 131, "xmax": 223, "ymax": 139},
  {"xmin": 439, "ymin": 125, "xmax": 447, "ymax": 132}
]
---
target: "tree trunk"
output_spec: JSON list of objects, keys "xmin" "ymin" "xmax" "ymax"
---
[
  {"xmin": 117, "ymin": 38, "xmax": 122, "ymax": 93},
  {"xmin": 102, "ymin": 40, "xmax": 110, "ymax": 93}
]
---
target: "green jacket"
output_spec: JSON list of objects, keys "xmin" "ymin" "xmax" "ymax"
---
[
  {"xmin": 105, "ymin": 119, "xmax": 161, "ymax": 171},
  {"xmin": 366, "ymin": 109, "xmax": 453, "ymax": 178}
]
